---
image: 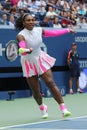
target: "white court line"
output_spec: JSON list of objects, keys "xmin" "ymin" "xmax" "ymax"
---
[
  {"xmin": 0, "ymin": 116, "xmax": 87, "ymax": 130},
  {"xmin": 1, "ymin": 128, "xmax": 79, "ymax": 130},
  {"xmin": 3, "ymin": 128, "xmax": 79, "ymax": 130}
]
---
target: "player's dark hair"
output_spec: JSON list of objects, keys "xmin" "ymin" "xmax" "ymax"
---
[{"xmin": 15, "ymin": 13, "xmax": 29, "ymax": 31}]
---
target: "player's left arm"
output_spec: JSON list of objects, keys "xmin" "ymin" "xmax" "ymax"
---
[{"xmin": 42, "ymin": 28, "xmax": 76, "ymax": 37}]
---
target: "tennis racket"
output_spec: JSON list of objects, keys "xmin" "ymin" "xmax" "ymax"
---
[{"xmin": 5, "ymin": 40, "xmax": 32, "ymax": 62}]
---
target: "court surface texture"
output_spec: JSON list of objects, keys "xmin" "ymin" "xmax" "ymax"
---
[{"xmin": 0, "ymin": 93, "xmax": 87, "ymax": 130}]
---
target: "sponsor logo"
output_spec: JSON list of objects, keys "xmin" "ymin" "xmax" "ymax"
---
[
  {"xmin": 0, "ymin": 43, "xmax": 5, "ymax": 56},
  {"xmin": 75, "ymin": 36, "xmax": 87, "ymax": 43},
  {"xmin": 5, "ymin": 40, "xmax": 18, "ymax": 62},
  {"xmin": 79, "ymin": 60, "xmax": 87, "ymax": 68}
]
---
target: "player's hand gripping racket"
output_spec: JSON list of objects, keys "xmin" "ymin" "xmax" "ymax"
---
[
  {"xmin": 5, "ymin": 40, "xmax": 32, "ymax": 62},
  {"xmin": 18, "ymin": 48, "xmax": 33, "ymax": 54}
]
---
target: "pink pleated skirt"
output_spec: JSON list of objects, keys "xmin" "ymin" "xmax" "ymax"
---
[{"xmin": 20, "ymin": 50, "xmax": 56, "ymax": 77}]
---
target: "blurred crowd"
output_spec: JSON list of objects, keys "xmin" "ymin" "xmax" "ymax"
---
[{"xmin": 0, "ymin": 0, "xmax": 87, "ymax": 29}]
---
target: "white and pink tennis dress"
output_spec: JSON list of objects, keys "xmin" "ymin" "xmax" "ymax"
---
[{"xmin": 18, "ymin": 27, "xmax": 56, "ymax": 77}]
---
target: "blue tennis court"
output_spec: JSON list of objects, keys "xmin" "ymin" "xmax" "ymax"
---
[{"xmin": 1, "ymin": 116, "xmax": 87, "ymax": 129}]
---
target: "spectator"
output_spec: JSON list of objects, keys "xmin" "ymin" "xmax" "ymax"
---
[
  {"xmin": 8, "ymin": 14, "xmax": 15, "ymax": 27},
  {"xmin": 48, "ymin": 15, "xmax": 54, "ymax": 27},
  {"xmin": 53, "ymin": 16, "xmax": 62, "ymax": 28},
  {"xmin": 78, "ymin": 3, "xmax": 86, "ymax": 15},
  {"xmin": 10, "ymin": 6, "xmax": 18, "ymax": 18},
  {"xmin": 84, "ymin": 9, "xmax": 87, "ymax": 17},
  {"xmin": 46, "ymin": 6, "xmax": 58, "ymax": 18},
  {"xmin": 77, "ymin": 17, "xmax": 87, "ymax": 29},
  {"xmin": 19, "ymin": 8, "xmax": 26, "ymax": 16},
  {"xmin": 45, "ymin": 0, "xmax": 56, "ymax": 12},
  {"xmin": 17, "ymin": 0, "xmax": 29, "ymax": 10},
  {"xmin": 62, "ymin": 1, "xmax": 70, "ymax": 12},
  {"xmin": 0, "ymin": 2, "xmax": 3, "ymax": 10},
  {"xmin": 10, "ymin": 0, "xmax": 20, "ymax": 6},
  {"xmin": 61, "ymin": 11, "xmax": 70, "ymax": 28},
  {"xmin": 67, "ymin": 10, "xmax": 72, "ymax": 19},
  {"xmin": 70, "ymin": 13, "xmax": 77, "ymax": 28},
  {"xmin": 70, "ymin": 3, "xmax": 78, "ymax": 15},
  {"xmin": 37, "ymin": 0, "xmax": 46, "ymax": 18},
  {"xmin": 39, "ymin": 16, "xmax": 50, "ymax": 27},
  {"xmin": 3, "ymin": 0, "xmax": 12, "ymax": 13},
  {"xmin": 18, "ymin": 8, "xmax": 29, "ymax": 17},
  {"xmin": 0, "ymin": 2, "xmax": 3, "ymax": 18},
  {"xmin": 29, "ymin": 0, "xmax": 40, "ymax": 14},
  {"xmin": 0, "ymin": 13, "xmax": 9, "ymax": 25},
  {"xmin": 67, "ymin": 43, "xmax": 83, "ymax": 94},
  {"xmin": 39, "ymin": 0, "xmax": 46, "ymax": 11}
]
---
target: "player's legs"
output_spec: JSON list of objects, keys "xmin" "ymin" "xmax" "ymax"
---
[
  {"xmin": 39, "ymin": 78, "xmax": 44, "ymax": 96},
  {"xmin": 26, "ymin": 76, "xmax": 42, "ymax": 105},
  {"xmin": 41, "ymin": 69, "xmax": 71, "ymax": 117},
  {"xmin": 26, "ymin": 76, "xmax": 48, "ymax": 118},
  {"xmin": 41, "ymin": 69, "xmax": 64, "ymax": 104}
]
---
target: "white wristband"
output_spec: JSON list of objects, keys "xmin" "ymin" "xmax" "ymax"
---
[{"xmin": 23, "ymin": 48, "xmax": 30, "ymax": 52}]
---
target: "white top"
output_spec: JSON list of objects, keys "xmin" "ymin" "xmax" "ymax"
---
[{"xmin": 18, "ymin": 27, "xmax": 43, "ymax": 52}]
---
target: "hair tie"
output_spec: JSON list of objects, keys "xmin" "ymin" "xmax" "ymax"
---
[{"xmin": 22, "ymin": 13, "xmax": 29, "ymax": 20}]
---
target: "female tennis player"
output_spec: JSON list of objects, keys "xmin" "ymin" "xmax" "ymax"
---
[{"xmin": 15, "ymin": 13, "xmax": 75, "ymax": 119}]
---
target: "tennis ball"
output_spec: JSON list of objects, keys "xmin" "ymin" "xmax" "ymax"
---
[{"xmin": 19, "ymin": 48, "xmax": 24, "ymax": 54}]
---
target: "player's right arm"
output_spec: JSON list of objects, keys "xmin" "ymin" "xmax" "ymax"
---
[{"xmin": 17, "ymin": 35, "xmax": 33, "ymax": 55}]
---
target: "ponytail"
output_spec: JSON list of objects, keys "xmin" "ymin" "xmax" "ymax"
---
[{"xmin": 15, "ymin": 16, "xmax": 24, "ymax": 31}]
